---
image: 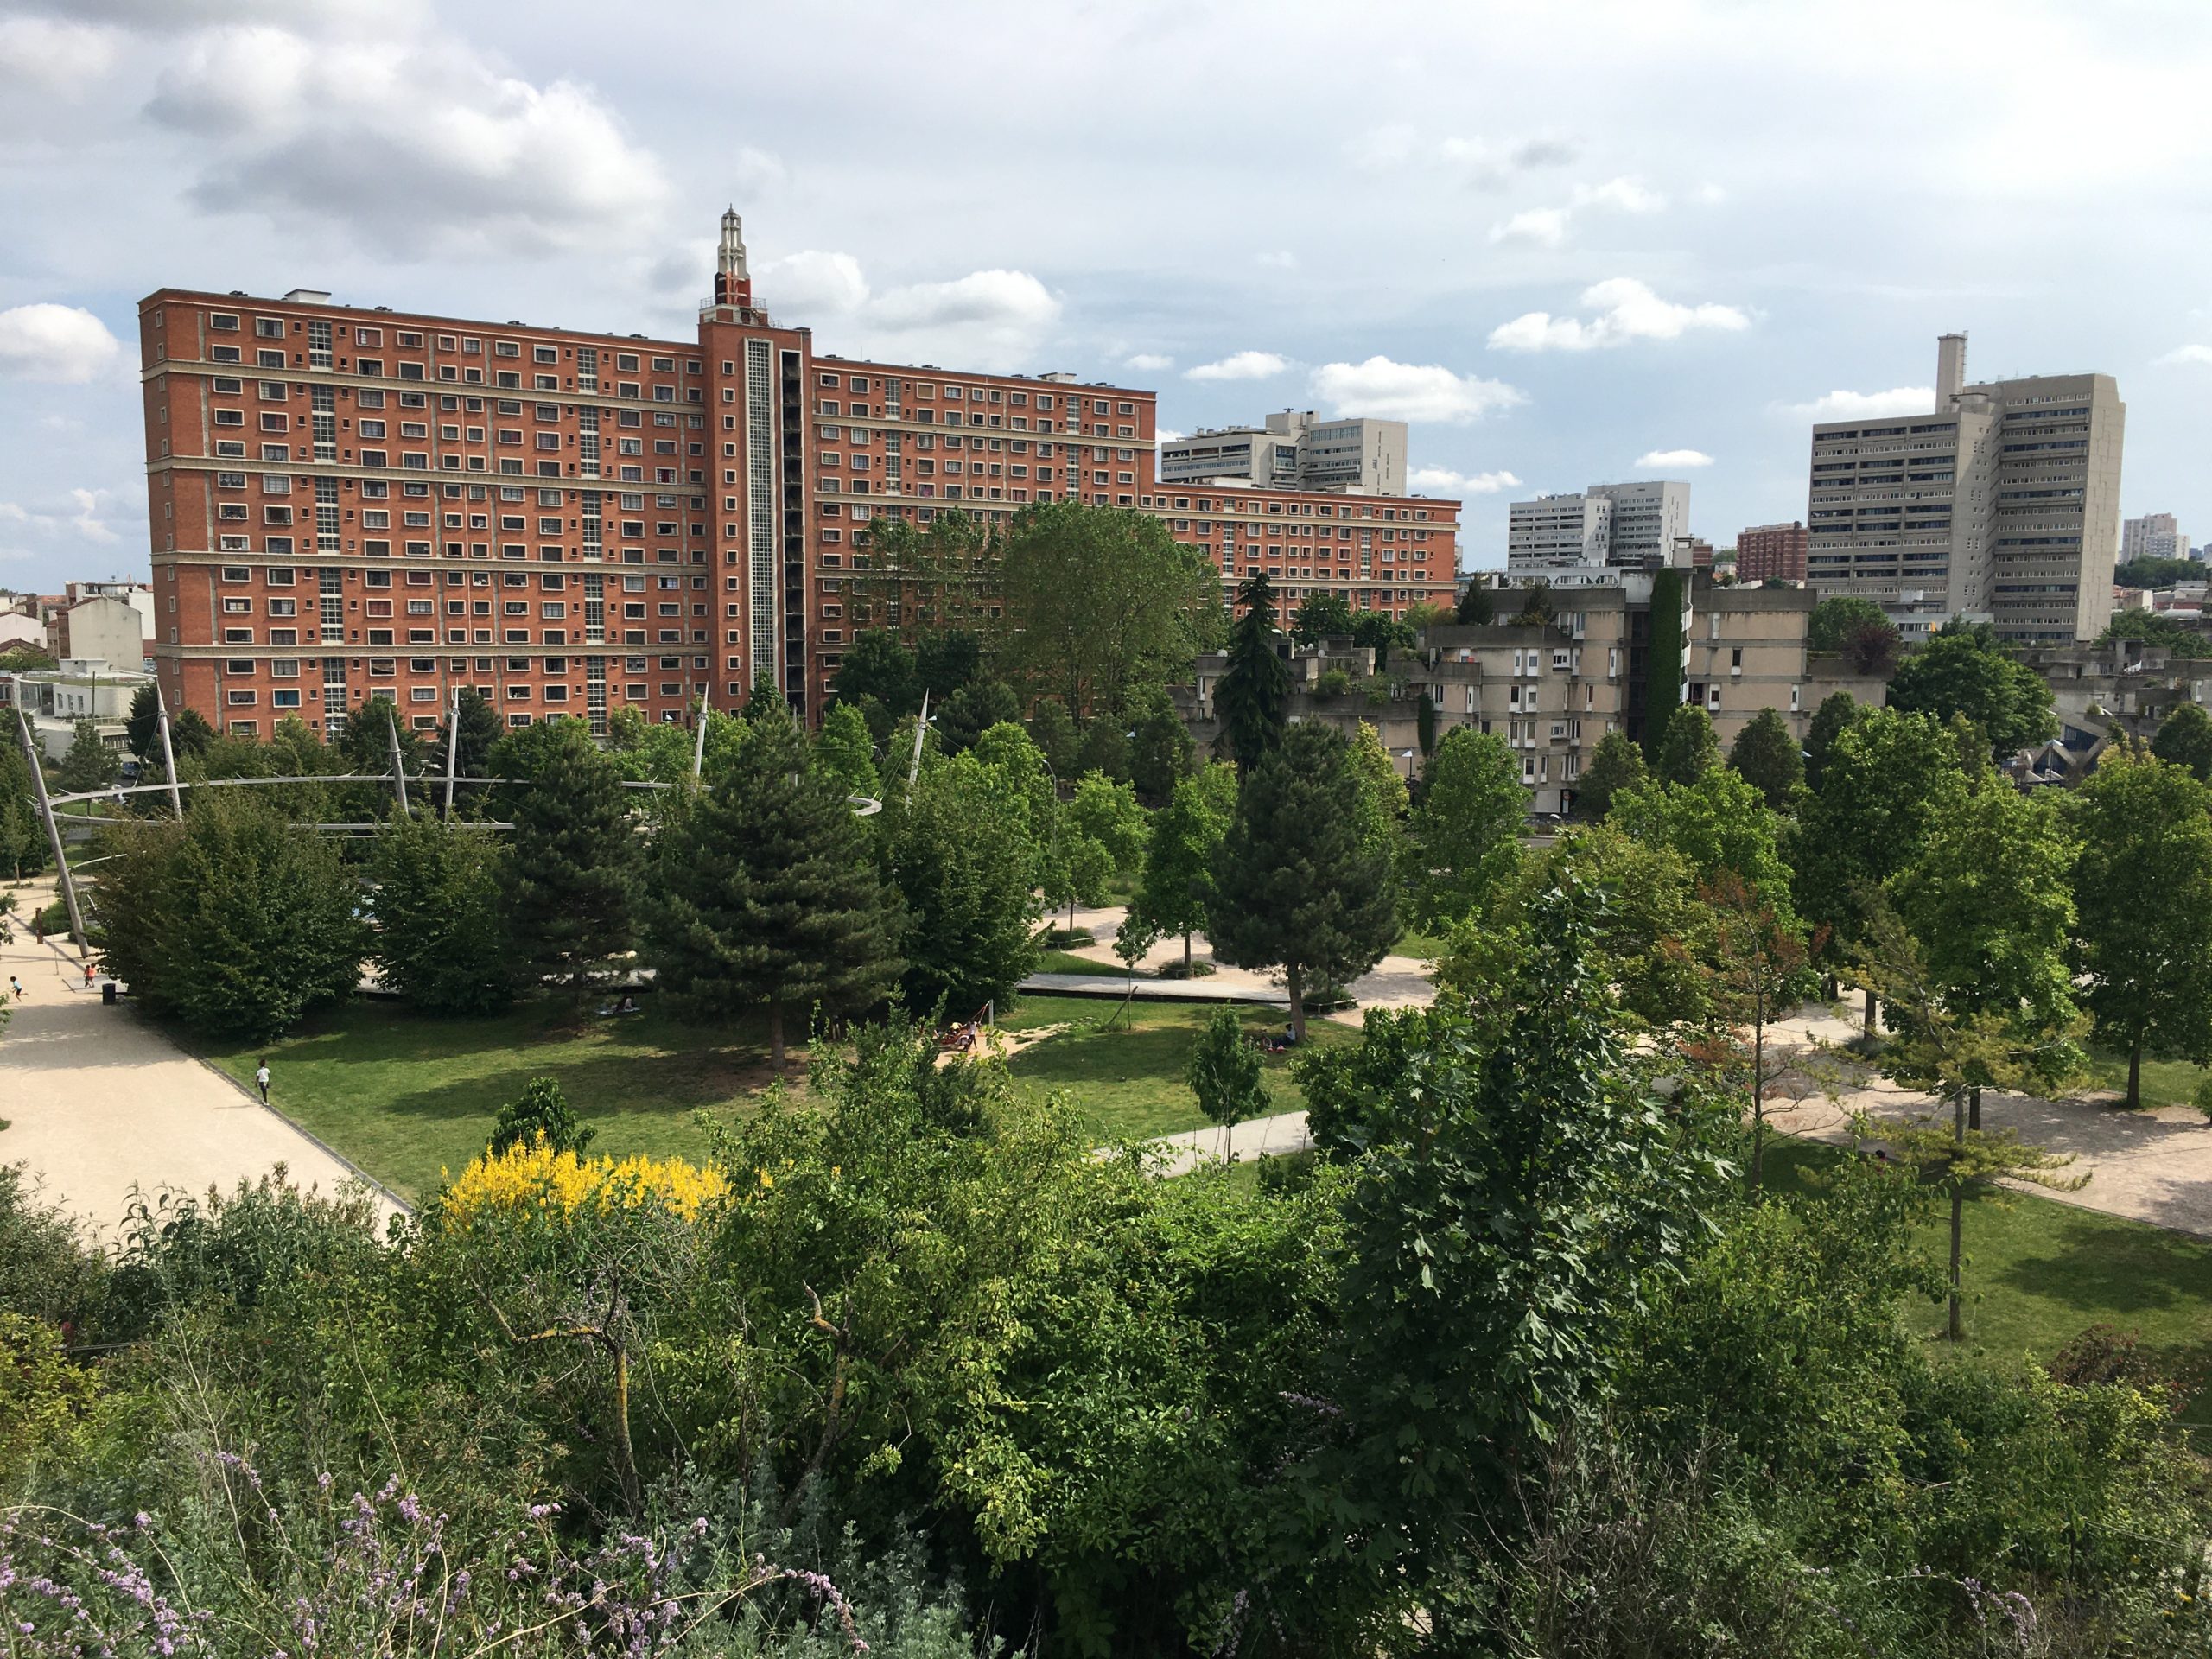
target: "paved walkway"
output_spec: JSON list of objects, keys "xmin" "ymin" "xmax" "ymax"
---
[
  {"xmin": 1143, "ymin": 1109, "xmax": 1313, "ymax": 1177},
  {"xmin": 1040, "ymin": 904, "xmax": 1438, "ymax": 1027},
  {"xmin": 1758, "ymin": 1004, "xmax": 2212, "ymax": 1237},
  {"xmin": 0, "ymin": 880, "xmax": 404, "ymax": 1244}
]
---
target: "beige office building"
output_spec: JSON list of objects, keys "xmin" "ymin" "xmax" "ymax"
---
[{"xmin": 1806, "ymin": 333, "xmax": 2124, "ymax": 644}]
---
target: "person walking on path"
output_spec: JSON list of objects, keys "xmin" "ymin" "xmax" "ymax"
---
[{"xmin": 255, "ymin": 1060, "xmax": 270, "ymax": 1105}]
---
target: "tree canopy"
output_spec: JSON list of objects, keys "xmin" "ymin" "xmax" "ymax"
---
[
  {"xmin": 997, "ymin": 499, "xmax": 1220, "ymax": 718},
  {"xmin": 1213, "ymin": 571, "xmax": 1291, "ymax": 777},
  {"xmin": 1888, "ymin": 621, "xmax": 2057, "ymax": 754},
  {"xmin": 1728, "ymin": 706, "xmax": 1803, "ymax": 809}
]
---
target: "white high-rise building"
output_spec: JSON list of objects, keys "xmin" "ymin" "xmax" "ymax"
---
[
  {"xmin": 1505, "ymin": 479, "xmax": 1693, "ymax": 578},
  {"xmin": 1805, "ymin": 333, "xmax": 2125, "ymax": 643},
  {"xmin": 2122, "ymin": 512, "xmax": 2190, "ymax": 563},
  {"xmin": 1160, "ymin": 410, "xmax": 1409, "ymax": 494}
]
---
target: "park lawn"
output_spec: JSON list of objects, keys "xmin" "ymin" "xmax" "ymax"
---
[
  {"xmin": 198, "ymin": 996, "xmax": 783, "ymax": 1204},
  {"xmin": 1762, "ymin": 1135, "xmax": 2212, "ymax": 1373},
  {"xmin": 1033, "ymin": 949, "xmax": 1141, "ymax": 977},
  {"xmin": 2080, "ymin": 1046, "xmax": 2209, "ymax": 1111},
  {"xmin": 998, "ymin": 993, "xmax": 1354, "ymax": 1141}
]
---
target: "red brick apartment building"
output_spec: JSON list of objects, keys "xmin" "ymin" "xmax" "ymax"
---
[
  {"xmin": 139, "ymin": 213, "xmax": 1457, "ymax": 737},
  {"xmin": 1737, "ymin": 520, "xmax": 1808, "ymax": 583}
]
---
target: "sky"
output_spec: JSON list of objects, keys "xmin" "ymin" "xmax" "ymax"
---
[{"xmin": 3, "ymin": 0, "xmax": 2210, "ymax": 593}]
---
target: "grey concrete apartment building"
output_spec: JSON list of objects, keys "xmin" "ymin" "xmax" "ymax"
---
[
  {"xmin": 1159, "ymin": 410, "xmax": 1408, "ymax": 494},
  {"xmin": 1506, "ymin": 480, "xmax": 1693, "ymax": 579},
  {"xmin": 1806, "ymin": 333, "xmax": 2125, "ymax": 644}
]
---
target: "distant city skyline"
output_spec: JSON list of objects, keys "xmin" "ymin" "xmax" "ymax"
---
[{"xmin": 3, "ymin": 0, "xmax": 2211, "ymax": 589}]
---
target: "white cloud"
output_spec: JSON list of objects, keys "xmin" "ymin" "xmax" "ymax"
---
[
  {"xmin": 0, "ymin": 16, "xmax": 118, "ymax": 89},
  {"xmin": 145, "ymin": 22, "xmax": 670, "ymax": 256},
  {"xmin": 2157, "ymin": 345, "xmax": 2212, "ymax": 367},
  {"xmin": 1694, "ymin": 181, "xmax": 1728, "ymax": 205},
  {"xmin": 1784, "ymin": 386, "xmax": 1935, "ymax": 419},
  {"xmin": 1256, "ymin": 250, "xmax": 1298, "ymax": 270},
  {"xmin": 1309, "ymin": 356, "xmax": 1524, "ymax": 423},
  {"xmin": 757, "ymin": 253, "xmax": 1060, "ymax": 372},
  {"xmin": 1634, "ymin": 448, "xmax": 1714, "ymax": 468},
  {"xmin": 1490, "ymin": 176, "xmax": 1663, "ymax": 248},
  {"xmin": 1154, "ymin": 429, "xmax": 1185, "ymax": 444},
  {"xmin": 1573, "ymin": 175, "xmax": 1665, "ymax": 214},
  {"xmin": 1488, "ymin": 277, "xmax": 1751, "ymax": 352},
  {"xmin": 1490, "ymin": 208, "xmax": 1569, "ymax": 247},
  {"xmin": 0, "ymin": 303, "xmax": 122, "ymax": 383},
  {"xmin": 1410, "ymin": 467, "xmax": 1521, "ymax": 495},
  {"xmin": 1124, "ymin": 352, "xmax": 1174, "ymax": 372},
  {"xmin": 1185, "ymin": 350, "xmax": 1289, "ymax": 382},
  {"xmin": 0, "ymin": 486, "xmax": 122, "ymax": 546}
]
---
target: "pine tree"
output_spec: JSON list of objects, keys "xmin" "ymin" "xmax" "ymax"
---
[
  {"xmin": 1214, "ymin": 572, "xmax": 1290, "ymax": 777},
  {"xmin": 124, "ymin": 683, "xmax": 160, "ymax": 760},
  {"xmin": 439, "ymin": 689, "xmax": 504, "ymax": 812},
  {"xmin": 370, "ymin": 813, "xmax": 515, "ymax": 1014},
  {"xmin": 647, "ymin": 707, "xmax": 903, "ymax": 1068},
  {"xmin": 56, "ymin": 720, "xmax": 118, "ymax": 794},
  {"xmin": 1405, "ymin": 728, "xmax": 1524, "ymax": 928},
  {"xmin": 1208, "ymin": 722, "xmax": 1396, "ymax": 1041},
  {"xmin": 503, "ymin": 717, "xmax": 640, "ymax": 1000},
  {"xmin": 1728, "ymin": 707, "xmax": 1803, "ymax": 810},
  {"xmin": 1027, "ymin": 696, "xmax": 1081, "ymax": 778},
  {"xmin": 1574, "ymin": 729, "xmax": 1646, "ymax": 819}
]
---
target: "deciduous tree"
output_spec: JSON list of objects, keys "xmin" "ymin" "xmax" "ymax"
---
[
  {"xmin": 1290, "ymin": 591, "xmax": 1355, "ymax": 645},
  {"xmin": 1573, "ymin": 729, "xmax": 1645, "ymax": 820},
  {"xmin": 1404, "ymin": 727, "xmax": 1522, "ymax": 928},
  {"xmin": 1130, "ymin": 766, "xmax": 1232, "ymax": 972},
  {"xmin": 1126, "ymin": 685, "xmax": 1193, "ymax": 804},
  {"xmin": 1655, "ymin": 703, "xmax": 1719, "ymax": 785},
  {"xmin": 1187, "ymin": 1005, "xmax": 1268, "ymax": 1161},
  {"xmin": 370, "ymin": 813, "xmax": 515, "ymax": 1014},
  {"xmin": 1888, "ymin": 620, "xmax": 2057, "ymax": 755},
  {"xmin": 2069, "ymin": 745, "xmax": 2212, "ymax": 1109},
  {"xmin": 1727, "ymin": 706, "xmax": 1802, "ymax": 809},
  {"xmin": 2151, "ymin": 701, "xmax": 2212, "ymax": 782},
  {"xmin": 56, "ymin": 720, "xmax": 118, "ymax": 794},
  {"xmin": 998, "ymin": 499, "xmax": 1218, "ymax": 718},
  {"xmin": 882, "ymin": 751, "xmax": 1041, "ymax": 1018}
]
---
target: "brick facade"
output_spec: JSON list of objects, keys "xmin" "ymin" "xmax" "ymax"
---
[{"xmin": 139, "ymin": 217, "xmax": 1458, "ymax": 736}]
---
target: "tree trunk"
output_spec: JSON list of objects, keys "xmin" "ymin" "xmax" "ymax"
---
[
  {"xmin": 1183, "ymin": 930, "xmax": 1193, "ymax": 973},
  {"xmin": 2128, "ymin": 1031, "xmax": 2144, "ymax": 1111},
  {"xmin": 770, "ymin": 997, "xmax": 786, "ymax": 1072},
  {"xmin": 1863, "ymin": 987, "xmax": 1876, "ymax": 1037},
  {"xmin": 1947, "ymin": 1188, "xmax": 1964, "ymax": 1342},
  {"xmin": 1287, "ymin": 964, "xmax": 1306, "ymax": 1045},
  {"xmin": 1968, "ymin": 1082, "xmax": 1981, "ymax": 1133},
  {"xmin": 1749, "ymin": 1015, "xmax": 1765, "ymax": 1191}
]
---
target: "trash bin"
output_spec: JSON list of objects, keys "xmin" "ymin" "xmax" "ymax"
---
[{"xmin": 100, "ymin": 982, "xmax": 117, "ymax": 1006}]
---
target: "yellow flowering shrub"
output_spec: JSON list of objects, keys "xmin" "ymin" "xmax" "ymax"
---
[{"xmin": 441, "ymin": 1137, "xmax": 727, "ymax": 1226}]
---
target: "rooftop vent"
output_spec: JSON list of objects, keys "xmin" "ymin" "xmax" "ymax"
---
[{"xmin": 283, "ymin": 289, "xmax": 331, "ymax": 304}]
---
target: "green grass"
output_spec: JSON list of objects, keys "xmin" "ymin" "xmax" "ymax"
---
[
  {"xmin": 1033, "ymin": 949, "xmax": 1141, "ymax": 977},
  {"xmin": 2080, "ymin": 1046, "xmax": 2209, "ymax": 1111},
  {"xmin": 998, "ymin": 995, "xmax": 1353, "ymax": 1141},
  {"xmin": 198, "ymin": 998, "xmax": 780, "ymax": 1204},
  {"xmin": 1761, "ymin": 1135, "xmax": 2212, "ymax": 1372},
  {"xmin": 1394, "ymin": 926, "xmax": 1451, "ymax": 962}
]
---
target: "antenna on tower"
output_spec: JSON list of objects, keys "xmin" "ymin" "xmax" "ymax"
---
[{"xmin": 713, "ymin": 207, "xmax": 754, "ymax": 312}]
